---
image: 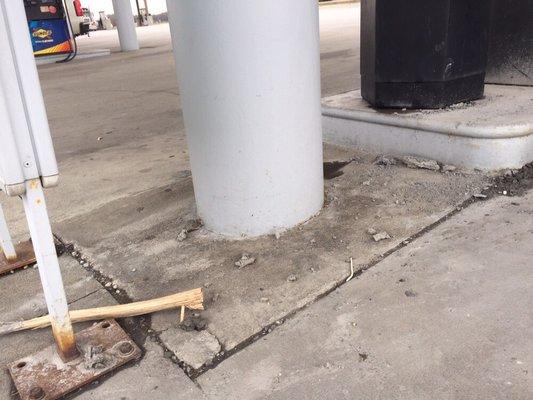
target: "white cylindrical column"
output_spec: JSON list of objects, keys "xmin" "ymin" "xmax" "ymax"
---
[
  {"xmin": 167, "ymin": 0, "xmax": 324, "ymax": 237},
  {"xmin": 112, "ymin": 0, "xmax": 139, "ymax": 51}
]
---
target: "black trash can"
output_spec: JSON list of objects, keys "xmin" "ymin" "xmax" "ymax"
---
[{"xmin": 361, "ymin": 0, "xmax": 493, "ymax": 109}]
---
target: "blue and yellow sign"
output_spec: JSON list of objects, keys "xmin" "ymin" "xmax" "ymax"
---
[{"xmin": 28, "ymin": 19, "xmax": 72, "ymax": 56}]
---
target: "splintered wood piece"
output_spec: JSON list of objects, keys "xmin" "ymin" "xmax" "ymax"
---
[{"xmin": 0, "ymin": 288, "xmax": 203, "ymax": 335}]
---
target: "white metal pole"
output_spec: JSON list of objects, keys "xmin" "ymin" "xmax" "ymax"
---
[
  {"xmin": 1, "ymin": 0, "xmax": 77, "ymax": 361},
  {"xmin": 166, "ymin": 0, "xmax": 324, "ymax": 237},
  {"xmin": 112, "ymin": 0, "xmax": 140, "ymax": 51},
  {"xmin": 0, "ymin": 204, "xmax": 17, "ymax": 261},
  {"xmin": 22, "ymin": 179, "xmax": 78, "ymax": 361},
  {"xmin": 2, "ymin": 0, "xmax": 59, "ymax": 188}
]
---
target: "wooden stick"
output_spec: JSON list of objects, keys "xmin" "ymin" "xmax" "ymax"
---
[
  {"xmin": 0, "ymin": 288, "xmax": 203, "ymax": 336},
  {"xmin": 180, "ymin": 306, "xmax": 186, "ymax": 323},
  {"xmin": 345, "ymin": 257, "xmax": 355, "ymax": 282}
]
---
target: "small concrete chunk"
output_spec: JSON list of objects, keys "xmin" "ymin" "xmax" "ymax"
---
[
  {"xmin": 442, "ymin": 164, "xmax": 457, "ymax": 173},
  {"xmin": 160, "ymin": 328, "xmax": 221, "ymax": 370},
  {"xmin": 235, "ymin": 253, "xmax": 256, "ymax": 269},
  {"xmin": 287, "ymin": 274, "xmax": 298, "ymax": 282},
  {"xmin": 374, "ymin": 155, "xmax": 397, "ymax": 166},
  {"xmin": 177, "ymin": 229, "xmax": 188, "ymax": 242},
  {"xmin": 366, "ymin": 227, "xmax": 377, "ymax": 235},
  {"xmin": 373, "ymin": 231, "xmax": 391, "ymax": 242},
  {"xmin": 401, "ymin": 156, "xmax": 440, "ymax": 171}
]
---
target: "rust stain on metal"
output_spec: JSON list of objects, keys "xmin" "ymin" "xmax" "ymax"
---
[
  {"xmin": 51, "ymin": 323, "xmax": 79, "ymax": 362},
  {"xmin": 0, "ymin": 240, "xmax": 36, "ymax": 276},
  {"xmin": 9, "ymin": 319, "xmax": 141, "ymax": 400}
]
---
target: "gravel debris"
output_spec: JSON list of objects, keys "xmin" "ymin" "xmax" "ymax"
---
[
  {"xmin": 287, "ymin": 274, "xmax": 298, "ymax": 282},
  {"xmin": 400, "ymin": 156, "xmax": 440, "ymax": 171},
  {"xmin": 374, "ymin": 155, "xmax": 397, "ymax": 166},
  {"xmin": 235, "ymin": 253, "xmax": 256, "ymax": 269},
  {"xmin": 373, "ymin": 231, "xmax": 391, "ymax": 242},
  {"xmin": 177, "ymin": 229, "xmax": 188, "ymax": 242},
  {"xmin": 442, "ymin": 165, "xmax": 457, "ymax": 172}
]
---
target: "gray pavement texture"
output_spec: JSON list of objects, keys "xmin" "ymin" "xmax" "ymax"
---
[
  {"xmin": 76, "ymin": 341, "xmax": 206, "ymax": 400},
  {"xmin": 0, "ymin": 3, "xmax": 531, "ymax": 400},
  {"xmin": 198, "ymin": 192, "xmax": 533, "ymax": 400}
]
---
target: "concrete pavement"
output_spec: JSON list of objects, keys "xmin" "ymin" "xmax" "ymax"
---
[
  {"xmin": 198, "ymin": 191, "xmax": 533, "ymax": 400},
  {"xmin": 0, "ymin": 2, "xmax": 531, "ymax": 399}
]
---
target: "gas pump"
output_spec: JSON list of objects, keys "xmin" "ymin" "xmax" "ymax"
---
[{"xmin": 24, "ymin": 0, "xmax": 74, "ymax": 57}]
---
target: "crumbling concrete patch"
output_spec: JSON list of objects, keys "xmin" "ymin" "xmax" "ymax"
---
[
  {"xmin": 372, "ymin": 231, "xmax": 391, "ymax": 242},
  {"xmin": 59, "ymin": 145, "xmax": 489, "ymax": 355},
  {"xmin": 235, "ymin": 253, "xmax": 256, "ymax": 269},
  {"xmin": 160, "ymin": 328, "xmax": 221, "ymax": 370},
  {"xmin": 400, "ymin": 156, "xmax": 441, "ymax": 171},
  {"xmin": 77, "ymin": 341, "xmax": 205, "ymax": 400}
]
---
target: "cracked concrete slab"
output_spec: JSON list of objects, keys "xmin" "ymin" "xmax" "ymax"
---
[
  {"xmin": 76, "ymin": 340, "xmax": 205, "ymax": 400},
  {"xmin": 0, "ymin": 255, "xmax": 204, "ymax": 400},
  {"xmin": 56, "ymin": 146, "xmax": 489, "ymax": 363},
  {"xmin": 160, "ymin": 328, "xmax": 221, "ymax": 370},
  {"xmin": 0, "ymin": 5, "xmax": 516, "ymax": 398},
  {"xmin": 0, "ymin": 3, "xmax": 368, "ymax": 374},
  {"xmin": 0, "ymin": 256, "xmax": 116, "ymax": 399},
  {"xmin": 197, "ymin": 191, "xmax": 533, "ymax": 400}
]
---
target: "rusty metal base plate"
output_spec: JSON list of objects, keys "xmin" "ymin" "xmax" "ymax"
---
[
  {"xmin": 8, "ymin": 319, "xmax": 141, "ymax": 400},
  {"xmin": 0, "ymin": 240, "xmax": 36, "ymax": 276}
]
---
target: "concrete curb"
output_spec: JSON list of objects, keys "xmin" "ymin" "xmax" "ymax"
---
[
  {"xmin": 322, "ymin": 106, "xmax": 532, "ymax": 139},
  {"xmin": 322, "ymin": 86, "xmax": 533, "ymax": 170}
]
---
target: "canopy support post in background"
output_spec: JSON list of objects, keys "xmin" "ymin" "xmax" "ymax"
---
[{"xmin": 112, "ymin": 0, "xmax": 139, "ymax": 51}]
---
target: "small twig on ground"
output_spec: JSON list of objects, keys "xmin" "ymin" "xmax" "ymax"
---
[
  {"xmin": 346, "ymin": 257, "xmax": 355, "ymax": 282},
  {"xmin": 180, "ymin": 305, "xmax": 186, "ymax": 323}
]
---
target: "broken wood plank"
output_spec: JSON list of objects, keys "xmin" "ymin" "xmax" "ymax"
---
[{"xmin": 0, "ymin": 288, "xmax": 203, "ymax": 336}]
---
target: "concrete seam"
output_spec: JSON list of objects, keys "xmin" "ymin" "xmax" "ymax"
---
[
  {"xmin": 189, "ymin": 165, "xmax": 533, "ymax": 379},
  {"xmin": 52, "ymin": 236, "xmax": 204, "ymax": 390},
  {"xmin": 51, "ymin": 162, "xmax": 532, "ymax": 383}
]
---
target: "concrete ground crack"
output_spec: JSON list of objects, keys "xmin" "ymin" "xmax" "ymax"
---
[
  {"xmin": 53, "ymin": 194, "xmax": 490, "ymax": 383},
  {"xmin": 53, "ymin": 235, "xmax": 202, "ymax": 385},
  {"xmin": 67, "ymin": 288, "xmax": 100, "ymax": 307},
  {"xmin": 188, "ymin": 166, "xmax": 532, "ymax": 379},
  {"xmin": 52, "ymin": 162, "xmax": 533, "ymax": 383}
]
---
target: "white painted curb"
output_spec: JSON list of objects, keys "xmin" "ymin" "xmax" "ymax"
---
[{"xmin": 322, "ymin": 86, "xmax": 533, "ymax": 170}]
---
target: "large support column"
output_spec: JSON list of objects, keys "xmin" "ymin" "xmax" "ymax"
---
[
  {"xmin": 166, "ymin": 0, "xmax": 324, "ymax": 237},
  {"xmin": 112, "ymin": 0, "xmax": 139, "ymax": 51}
]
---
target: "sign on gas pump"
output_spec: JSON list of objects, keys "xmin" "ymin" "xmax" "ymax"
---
[{"xmin": 24, "ymin": 0, "xmax": 74, "ymax": 56}]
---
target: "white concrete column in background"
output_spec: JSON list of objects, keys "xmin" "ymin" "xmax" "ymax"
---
[
  {"xmin": 112, "ymin": 0, "xmax": 139, "ymax": 51},
  {"xmin": 166, "ymin": 0, "xmax": 324, "ymax": 237}
]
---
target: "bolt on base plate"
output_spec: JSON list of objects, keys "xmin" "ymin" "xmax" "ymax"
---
[
  {"xmin": 0, "ymin": 240, "xmax": 36, "ymax": 276},
  {"xmin": 9, "ymin": 319, "xmax": 141, "ymax": 400}
]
